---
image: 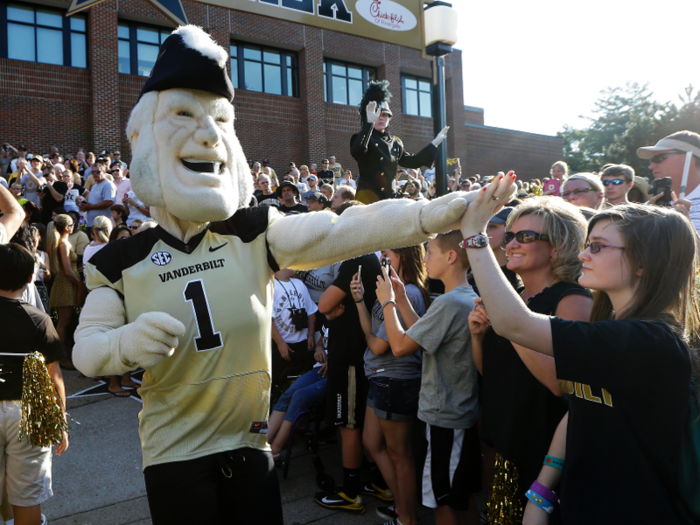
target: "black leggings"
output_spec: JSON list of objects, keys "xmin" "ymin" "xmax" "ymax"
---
[{"xmin": 144, "ymin": 448, "xmax": 283, "ymax": 524}]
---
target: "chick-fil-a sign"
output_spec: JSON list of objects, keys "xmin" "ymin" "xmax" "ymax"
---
[{"xmin": 355, "ymin": 0, "xmax": 417, "ymax": 31}]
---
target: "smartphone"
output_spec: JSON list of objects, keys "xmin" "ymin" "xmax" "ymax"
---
[
  {"xmin": 381, "ymin": 257, "xmax": 391, "ymax": 274},
  {"xmin": 651, "ymin": 177, "xmax": 673, "ymax": 207},
  {"xmin": 357, "ymin": 265, "xmax": 362, "ymax": 282},
  {"xmin": 544, "ymin": 179, "xmax": 560, "ymax": 196}
]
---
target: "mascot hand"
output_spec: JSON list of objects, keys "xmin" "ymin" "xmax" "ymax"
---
[
  {"xmin": 431, "ymin": 126, "xmax": 450, "ymax": 147},
  {"xmin": 420, "ymin": 191, "xmax": 471, "ymax": 234},
  {"xmin": 119, "ymin": 312, "xmax": 186, "ymax": 369},
  {"xmin": 366, "ymin": 101, "xmax": 381, "ymax": 124}
]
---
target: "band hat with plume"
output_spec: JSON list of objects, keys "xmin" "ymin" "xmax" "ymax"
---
[
  {"xmin": 139, "ymin": 25, "xmax": 234, "ymax": 103},
  {"xmin": 359, "ymin": 80, "xmax": 393, "ymax": 124}
]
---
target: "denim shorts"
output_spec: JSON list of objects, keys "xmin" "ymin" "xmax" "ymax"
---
[
  {"xmin": 273, "ymin": 367, "xmax": 327, "ymax": 422},
  {"xmin": 367, "ymin": 377, "xmax": 421, "ymax": 422}
]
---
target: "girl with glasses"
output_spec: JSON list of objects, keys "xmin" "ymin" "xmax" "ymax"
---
[
  {"xmin": 47, "ymin": 214, "xmax": 80, "ymax": 350},
  {"xmin": 463, "ymin": 175, "xmax": 698, "ymax": 525},
  {"xmin": 468, "ymin": 197, "xmax": 593, "ymax": 523}
]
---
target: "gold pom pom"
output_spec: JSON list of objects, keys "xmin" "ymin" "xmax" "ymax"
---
[
  {"xmin": 487, "ymin": 453, "xmax": 524, "ymax": 525},
  {"xmin": 19, "ymin": 352, "xmax": 68, "ymax": 448}
]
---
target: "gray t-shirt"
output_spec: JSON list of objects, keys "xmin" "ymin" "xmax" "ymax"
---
[
  {"xmin": 406, "ymin": 284, "xmax": 479, "ymax": 429},
  {"xmin": 364, "ymin": 284, "xmax": 427, "ymax": 380},
  {"xmin": 297, "ymin": 263, "xmax": 341, "ymax": 304},
  {"xmin": 86, "ymin": 179, "xmax": 117, "ymax": 226}
]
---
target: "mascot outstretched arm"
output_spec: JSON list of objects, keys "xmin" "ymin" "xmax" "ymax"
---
[{"xmin": 73, "ymin": 25, "xmax": 513, "ymax": 525}]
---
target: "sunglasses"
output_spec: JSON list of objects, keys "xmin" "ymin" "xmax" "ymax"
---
[
  {"xmin": 130, "ymin": 225, "xmax": 140, "ymax": 230},
  {"xmin": 504, "ymin": 230, "xmax": 550, "ymax": 244},
  {"xmin": 110, "ymin": 169, "xmax": 120, "ymax": 173},
  {"xmin": 585, "ymin": 242, "xmax": 625, "ymax": 254},
  {"xmin": 561, "ymin": 188, "xmax": 593, "ymax": 199},
  {"xmin": 650, "ymin": 151, "xmax": 685, "ymax": 164},
  {"xmin": 602, "ymin": 179, "xmax": 626, "ymax": 186}
]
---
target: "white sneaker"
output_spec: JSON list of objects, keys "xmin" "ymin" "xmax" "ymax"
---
[{"xmin": 41, "ymin": 515, "xmax": 47, "ymax": 525}]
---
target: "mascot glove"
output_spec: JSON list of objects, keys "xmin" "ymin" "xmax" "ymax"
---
[
  {"xmin": 118, "ymin": 312, "xmax": 186, "ymax": 369},
  {"xmin": 431, "ymin": 126, "xmax": 450, "ymax": 147},
  {"xmin": 366, "ymin": 101, "xmax": 381, "ymax": 124}
]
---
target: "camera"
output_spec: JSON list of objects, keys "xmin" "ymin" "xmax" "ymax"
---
[
  {"xmin": 381, "ymin": 257, "xmax": 391, "ymax": 274},
  {"xmin": 651, "ymin": 177, "xmax": 673, "ymax": 207},
  {"xmin": 289, "ymin": 306, "xmax": 308, "ymax": 331}
]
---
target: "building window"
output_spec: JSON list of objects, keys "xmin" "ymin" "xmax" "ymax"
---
[
  {"xmin": 118, "ymin": 21, "xmax": 171, "ymax": 76},
  {"xmin": 1, "ymin": 2, "xmax": 86, "ymax": 68},
  {"xmin": 402, "ymin": 75, "xmax": 432, "ymax": 118},
  {"xmin": 230, "ymin": 42, "xmax": 298, "ymax": 97},
  {"xmin": 324, "ymin": 60, "xmax": 376, "ymax": 106}
]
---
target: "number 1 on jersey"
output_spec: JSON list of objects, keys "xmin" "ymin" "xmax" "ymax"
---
[{"xmin": 183, "ymin": 279, "xmax": 223, "ymax": 352}]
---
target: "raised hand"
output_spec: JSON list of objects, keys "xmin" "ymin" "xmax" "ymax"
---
[
  {"xmin": 366, "ymin": 101, "xmax": 381, "ymax": 124},
  {"xmin": 431, "ymin": 126, "xmax": 450, "ymax": 147}
]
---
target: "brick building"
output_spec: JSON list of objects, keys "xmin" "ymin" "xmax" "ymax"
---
[{"xmin": 0, "ymin": 0, "xmax": 562, "ymax": 180}]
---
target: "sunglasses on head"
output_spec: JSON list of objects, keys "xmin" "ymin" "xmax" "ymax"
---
[
  {"xmin": 602, "ymin": 178, "xmax": 626, "ymax": 186},
  {"xmin": 584, "ymin": 241, "xmax": 625, "ymax": 254},
  {"xmin": 504, "ymin": 230, "xmax": 550, "ymax": 244},
  {"xmin": 561, "ymin": 188, "xmax": 593, "ymax": 198},
  {"xmin": 650, "ymin": 151, "xmax": 686, "ymax": 164}
]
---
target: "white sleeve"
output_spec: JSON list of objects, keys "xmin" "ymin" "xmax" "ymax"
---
[{"xmin": 0, "ymin": 222, "xmax": 6, "ymax": 245}]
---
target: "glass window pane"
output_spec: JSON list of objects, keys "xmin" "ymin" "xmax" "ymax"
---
[
  {"xmin": 137, "ymin": 26, "xmax": 159, "ymax": 43},
  {"xmin": 71, "ymin": 17, "xmax": 86, "ymax": 32},
  {"xmin": 347, "ymin": 66, "xmax": 362, "ymax": 80},
  {"xmin": 419, "ymin": 80, "xmax": 431, "ymax": 92},
  {"xmin": 348, "ymin": 79, "xmax": 363, "ymax": 106},
  {"xmin": 405, "ymin": 90, "xmax": 418, "ymax": 116},
  {"xmin": 331, "ymin": 62, "xmax": 345, "ymax": 76},
  {"xmin": 7, "ymin": 24, "xmax": 35, "ymax": 61},
  {"xmin": 160, "ymin": 30, "xmax": 170, "ymax": 44},
  {"xmin": 118, "ymin": 40, "xmax": 131, "ymax": 74},
  {"xmin": 71, "ymin": 32, "xmax": 87, "ymax": 68},
  {"xmin": 332, "ymin": 75, "xmax": 347, "ymax": 105},
  {"xmin": 8, "ymin": 4, "xmax": 34, "ymax": 23},
  {"xmin": 137, "ymin": 43, "xmax": 159, "ymax": 76},
  {"xmin": 419, "ymin": 92, "xmax": 432, "ymax": 118},
  {"xmin": 404, "ymin": 77, "xmax": 417, "ymax": 90},
  {"xmin": 230, "ymin": 45, "xmax": 237, "ymax": 57},
  {"xmin": 230, "ymin": 58, "xmax": 238, "ymax": 89},
  {"xmin": 263, "ymin": 64, "xmax": 281, "ymax": 95},
  {"xmin": 263, "ymin": 50, "xmax": 280, "ymax": 64},
  {"xmin": 286, "ymin": 55, "xmax": 291, "ymax": 67},
  {"xmin": 287, "ymin": 68, "xmax": 293, "ymax": 97},
  {"xmin": 244, "ymin": 61, "xmax": 262, "ymax": 91},
  {"xmin": 37, "ymin": 28, "xmax": 63, "ymax": 65},
  {"xmin": 118, "ymin": 24, "xmax": 130, "ymax": 39},
  {"xmin": 36, "ymin": 9, "xmax": 62, "ymax": 28},
  {"xmin": 243, "ymin": 47, "xmax": 261, "ymax": 61}
]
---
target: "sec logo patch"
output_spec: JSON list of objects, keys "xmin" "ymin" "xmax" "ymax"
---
[{"xmin": 151, "ymin": 251, "xmax": 172, "ymax": 266}]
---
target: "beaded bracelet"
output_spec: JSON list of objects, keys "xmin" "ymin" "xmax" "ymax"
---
[
  {"xmin": 526, "ymin": 489, "xmax": 555, "ymax": 515},
  {"xmin": 543, "ymin": 455, "xmax": 564, "ymax": 470}
]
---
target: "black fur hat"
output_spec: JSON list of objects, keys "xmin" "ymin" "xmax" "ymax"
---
[{"xmin": 359, "ymin": 80, "xmax": 392, "ymax": 124}]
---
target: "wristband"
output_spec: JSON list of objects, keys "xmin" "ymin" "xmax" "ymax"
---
[
  {"xmin": 544, "ymin": 455, "xmax": 564, "ymax": 470},
  {"xmin": 381, "ymin": 299, "xmax": 396, "ymax": 311},
  {"xmin": 525, "ymin": 489, "xmax": 554, "ymax": 515},
  {"xmin": 530, "ymin": 481, "xmax": 558, "ymax": 506},
  {"xmin": 354, "ymin": 298, "xmax": 364, "ymax": 303}
]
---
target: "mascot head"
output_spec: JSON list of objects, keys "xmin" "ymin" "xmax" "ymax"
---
[
  {"xmin": 359, "ymin": 80, "xmax": 392, "ymax": 125},
  {"xmin": 126, "ymin": 25, "xmax": 253, "ymax": 223}
]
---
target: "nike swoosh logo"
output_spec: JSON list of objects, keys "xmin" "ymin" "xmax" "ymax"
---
[
  {"xmin": 322, "ymin": 497, "xmax": 343, "ymax": 504},
  {"xmin": 209, "ymin": 243, "xmax": 228, "ymax": 252}
]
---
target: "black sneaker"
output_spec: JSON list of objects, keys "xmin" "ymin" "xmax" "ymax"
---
[
  {"xmin": 377, "ymin": 505, "xmax": 398, "ymax": 520},
  {"xmin": 362, "ymin": 482, "xmax": 394, "ymax": 501},
  {"xmin": 314, "ymin": 489, "xmax": 365, "ymax": 514},
  {"xmin": 380, "ymin": 519, "xmax": 402, "ymax": 525}
]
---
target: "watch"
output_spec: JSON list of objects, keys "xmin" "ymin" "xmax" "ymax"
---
[{"xmin": 459, "ymin": 234, "xmax": 489, "ymax": 249}]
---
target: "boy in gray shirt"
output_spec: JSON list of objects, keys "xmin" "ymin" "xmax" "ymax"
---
[{"xmin": 376, "ymin": 231, "xmax": 481, "ymax": 525}]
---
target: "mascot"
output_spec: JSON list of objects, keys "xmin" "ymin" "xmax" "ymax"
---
[
  {"xmin": 352, "ymin": 80, "xmax": 449, "ymax": 203},
  {"xmin": 73, "ymin": 26, "xmax": 503, "ymax": 524}
]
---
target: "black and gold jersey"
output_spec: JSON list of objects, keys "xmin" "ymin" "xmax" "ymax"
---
[{"xmin": 86, "ymin": 207, "xmax": 279, "ymax": 469}]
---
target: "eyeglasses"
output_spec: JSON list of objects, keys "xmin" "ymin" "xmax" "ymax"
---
[
  {"xmin": 561, "ymin": 188, "xmax": 593, "ymax": 199},
  {"xmin": 504, "ymin": 230, "xmax": 550, "ymax": 244},
  {"xmin": 650, "ymin": 151, "xmax": 686, "ymax": 164},
  {"xmin": 585, "ymin": 242, "xmax": 625, "ymax": 254},
  {"xmin": 602, "ymin": 179, "xmax": 626, "ymax": 186},
  {"xmin": 110, "ymin": 169, "xmax": 120, "ymax": 173}
]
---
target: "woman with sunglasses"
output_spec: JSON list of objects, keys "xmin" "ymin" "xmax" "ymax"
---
[
  {"xmin": 561, "ymin": 173, "xmax": 604, "ymax": 210},
  {"xmin": 464, "ymin": 174, "xmax": 698, "ymax": 525},
  {"xmin": 468, "ymin": 196, "xmax": 593, "ymax": 524}
]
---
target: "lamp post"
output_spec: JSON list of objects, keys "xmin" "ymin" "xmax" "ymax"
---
[{"xmin": 423, "ymin": 1, "xmax": 458, "ymax": 197}]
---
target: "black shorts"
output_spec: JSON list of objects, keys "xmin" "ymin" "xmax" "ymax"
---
[
  {"xmin": 416, "ymin": 420, "xmax": 482, "ymax": 510},
  {"xmin": 325, "ymin": 362, "xmax": 369, "ymax": 429}
]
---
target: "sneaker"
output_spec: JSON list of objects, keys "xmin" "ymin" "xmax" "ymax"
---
[
  {"xmin": 380, "ymin": 520, "xmax": 402, "ymax": 525},
  {"xmin": 362, "ymin": 482, "xmax": 394, "ymax": 501},
  {"xmin": 377, "ymin": 505, "xmax": 398, "ymax": 520},
  {"xmin": 314, "ymin": 489, "xmax": 365, "ymax": 514}
]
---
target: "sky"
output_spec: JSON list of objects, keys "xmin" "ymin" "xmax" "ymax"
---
[{"xmin": 452, "ymin": 0, "xmax": 700, "ymax": 137}]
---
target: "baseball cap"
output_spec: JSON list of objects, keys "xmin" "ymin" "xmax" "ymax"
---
[
  {"xmin": 29, "ymin": 155, "xmax": 42, "ymax": 162},
  {"xmin": 275, "ymin": 181, "xmax": 299, "ymax": 197},
  {"xmin": 307, "ymin": 191, "xmax": 328, "ymax": 203},
  {"xmin": 18, "ymin": 145, "xmax": 27, "ymax": 151},
  {"xmin": 489, "ymin": 207, "xmax": 514, "ymax": 225},
  {"xmin": 637, "ymin": 130, "xmax": 700, "ymax": 159},
  {"xmin": 100, "ymin": 150, "xmax": 111, "ymax": 156}
]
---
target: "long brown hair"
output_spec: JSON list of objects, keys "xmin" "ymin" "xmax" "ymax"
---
[
  {"xmin": 47, "ymin": 214, "xmax": 73, "ymax": 274},
  {"xmin": 392, "ymin": 244, "xmax": 431, "ymax": 309}
]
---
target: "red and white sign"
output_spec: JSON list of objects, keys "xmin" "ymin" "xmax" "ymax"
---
[{"xmin": 355, "ymin": 0, "xmax": 417, "ymax": 32}]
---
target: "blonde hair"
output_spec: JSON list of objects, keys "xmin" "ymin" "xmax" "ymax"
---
[
  {"xmin": 506, "ymin": 197, "xmax": 588, "ymax": 284},
  {"xmin": 91, "ymin": 216, "xmax": 113, "ymax": 244}
]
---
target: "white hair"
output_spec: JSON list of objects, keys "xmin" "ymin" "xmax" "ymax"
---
[{"xmin": 172, "ymin": 25, "xmax": 228, "ymax": 68}]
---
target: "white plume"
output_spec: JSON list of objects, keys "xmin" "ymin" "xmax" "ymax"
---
[{"xmin": 172, "ymin": 25, "xmax": 227, "ymax": 69}]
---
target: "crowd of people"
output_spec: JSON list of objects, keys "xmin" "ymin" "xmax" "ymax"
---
[{"xmin": 0, "ymin": 128, "xmax": 699, "ymax": 525}]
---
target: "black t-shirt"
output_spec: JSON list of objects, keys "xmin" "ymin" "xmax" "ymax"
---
[
  {"xmin": 316, "ymin": 170, "xmax": 334, "ymax": 185},
  {"xmin": 480, "ymin": 281, "xmax": 590, "ymax": 491},
  {"xmin": 278, "ymin": 202, "xmax": 308, "ymax": 214},
  {"xmin": 256, "ymin": 193, "xmax": 280, "ymax": 208},
  {"xmin": 327, "ymin": 253, "xmax": 382, "ymax": 367},
  {"xmin": 40, "ymin": 180, "xmax": 68, "ymax": 223},
  {"xmin": 0, "ymin": 296, "xmax": 64, "ymax": 400},
  {"xmin": 468, "ymin": 264, "xmax": 521, "ymax": 296},
  {"xmin": 552, "ymin": 318, "xmax": 691, "ymax": 524}
]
